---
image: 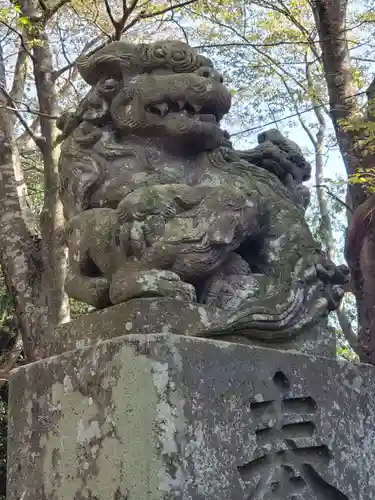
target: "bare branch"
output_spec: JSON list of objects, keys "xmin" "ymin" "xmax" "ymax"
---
[
  {"xmin": 9, "ymin": 48, "xmax": 29, "ymax": 130},
  {"xmin": 194, "ymin": 36, "xmax": 361, "ymax": 49},
  {"xmin": 302, "ymin": 50, "xmax": 335, "ymax": 260},
  {"xmin": 170, "ymin": 11, "xmax": 190, "ymax": 42},
  {"xmin": 51, "ymin": 35, "xmax": 104, "ymax": 81},
  {"xmin": 51, "ymin": 61, "xmax": 75, "ymax": 81},
  {"xmin": 0, "ymin": 21, "xmax": 34, "ymax": 60},
  {"xmin": 0, "ymin": 104, "xmax": 44, "ymax": 145},
  {"xmin": 0, "ymin": 41, "xmax": 5, "ymax": 85},
  {"xmin": 24, "ymin": 163, "xmax": 43, "ymax": 173},
  {"xmin": 38, "ymin": 0, "xmax": 48, "ymax": 12},
  {"xmin": 128, "ymin": 0, "xmax": 139, "ymax": 13},
  {"xmin": 314, "ymin": 184, "xmax": 353, "ymax": 213},
  {"xmin": 0, "ymin": 83, "xmax": 59, "ymax": 119},
  {"xmin": 305, "ymin": 50, "xmax": 329, "ymax": 120},
  {"xmin": 0, "ymin": 83, "xmax": 44, "ymax": 146},
  {"xmin": 140, "ymin": 0, "xmax": 198, "ymax": 20},
  {"xmin": 104, "ymin": 0, "xmax": 141, "ymax": 40},
  {"xmin": 231, "ymin": 89, "xmax": 367, "ymax": 137},
  {"xmin": 10, "ymin": 48, "xmax": 28, "ymax": 103},
  {"xmin": 103, "ymin": 0, "xmax": 118, "ymax": 30},
  {"xmin": 18, "ymin": 62, "xmax": 79, "ymax": 148},
  {"xmin": 120, "ymin": 0, "xmax": 140, "ymax": 37},
  {"xmin": 67, "ymin": 2, "xmax": 112, "ymax": 40},
  {"xmin": 0, "ymin": 103, "xmax": 58, "ymax": 119},
  {"xmin": 281, "ymin": 78, "xmax": 316, "ymax": 146},
  {"xmin": 188, "ymin": 11, "xmax": 316, "ymax": 105},
  {"xmin": 47, "ymin": 0, "xmax": 71, "ymax": 19},
  {"xmin": 17, "ymin": 117, "xmax": 39, "ymax": 147}
]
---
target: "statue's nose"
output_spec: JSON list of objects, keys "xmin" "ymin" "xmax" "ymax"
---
[{"xmin": 195, "ymin": 66, "xmax": 224, "ymax": 83}]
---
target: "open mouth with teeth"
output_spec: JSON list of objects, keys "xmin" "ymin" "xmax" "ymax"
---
[{"xmin": 145, "ymin": 99, "xmax": 222, "ymax": 124}]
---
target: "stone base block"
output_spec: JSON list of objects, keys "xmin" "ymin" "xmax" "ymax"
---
[
  {"xmin": 8, "ymin": 334, "xmax": 373, "ymax": 499},
  {"xmin": 48, "ymin": 298, "xmax": 336, "ymax": 358}
]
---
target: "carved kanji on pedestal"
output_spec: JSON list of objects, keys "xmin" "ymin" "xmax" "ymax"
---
[{"xmin": 237, "ymin": 371, "xmax": 349, "ymax": 499}]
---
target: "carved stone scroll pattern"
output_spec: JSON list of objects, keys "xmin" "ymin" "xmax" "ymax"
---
[{"xmin": 237, "ymin": 371, "xmax": 349, "ymax": 500}]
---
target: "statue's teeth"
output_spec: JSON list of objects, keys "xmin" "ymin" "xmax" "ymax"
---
[
  {"xmin": 177, "ymin": 100, "xmax": 185, "ymax": 110},
  {"xmin": 151, "ymin": 102, "xmax": 169, "ymax": 116},
  {"xmin": 192, "ymin": 104, "xmax": 202, "ymax": 113}
]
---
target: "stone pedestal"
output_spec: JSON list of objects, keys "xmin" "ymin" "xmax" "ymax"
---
[
  {"xmin": 48, "ymin": 299, "xmax": 336, "ymax": 358},
  {"xmin": 7, "ymin": 331, "xmax": 375, "ymax": 499}
]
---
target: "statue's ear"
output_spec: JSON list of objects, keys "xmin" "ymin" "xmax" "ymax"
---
[
  {"xmin": 257, "ymin": 128, "xmax": 282, "ymax": 145},
  {"xmin": 257, "ymin": 131, "xmax": 267, "ymax": 144}
]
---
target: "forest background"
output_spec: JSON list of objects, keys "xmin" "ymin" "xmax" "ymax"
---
[{"xmin": 0, "ymin": 0, "xmax": 374, "ymax": 495}]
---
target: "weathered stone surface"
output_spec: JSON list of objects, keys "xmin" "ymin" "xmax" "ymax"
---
[
  {"xmin": 58, "ymin": 39, "xmax": 349, "ymax": 346},
  {"xmin": 8, "ymin": 334, "xmax": 375, "ymax": 499},
  {"xmin": 48, "ymin": 299, "xmax": 336, "ymax": 358}
]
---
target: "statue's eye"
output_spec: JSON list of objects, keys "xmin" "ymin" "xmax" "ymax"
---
[
  {"xmin": 154, "ymin": 48, "xmax": 165, "ymax": 57},
  {"xmin": 171, "ymin": 49, "xmax": 185, "ymax": 61}
]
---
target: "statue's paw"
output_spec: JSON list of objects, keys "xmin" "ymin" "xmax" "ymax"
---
[
  {"xmin": 65, "ymin": 276, "xmax": 111, "ymax": 309},
  {"xmin": 201, "ymin": 274, "xmax": 261, "ymax": 311},
  {"xmin": 109, "ymin": 268, "xmax": 197, "ymax": 305}
]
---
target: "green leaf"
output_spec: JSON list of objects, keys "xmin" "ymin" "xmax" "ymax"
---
[{"xmin": 18, "ymin": 16, "xmax": 29, "ymax": 25}]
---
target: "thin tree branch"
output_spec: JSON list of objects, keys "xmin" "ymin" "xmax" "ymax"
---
[
  {"xmin": 314, "ymin": 184, "xmax": 353, "ymax": 212},
  {"xmin": 51, "ymin": 61, "xmax": 74, "ymax": 81},
  {"xmin": 303, "ymin": 49, "xmax": 335, "ymax": 261},
  {"xmin": 305, "ymin": 50, "xmax": 329, "ymax": 125},
  {"xmin": 24, "ymin": 164, "xmax": 44, "ymax": 173},
  {"xmin": 9, "ymin": 48, "xmax": 29, "ymax": 131},
  {"xmin": 17, "ymin": 64, "xmax": 79, "ymax": 148},
  {"xmin": 10, "ymin": 49, "xmax": 28, "ymax": 102},
  {"xmin": 282, "ymin": 78, "xmax": 316, "ymax": 145},
  {"xmin": 121, "ymin": 0, "xmax": 139, "ymax": 35},
  {"xmin": 51, "ymin": 35, "xmax": 103, "ymax": 81},
  {"xmin": 0, "ymin": 20, "xmax": 34, "ymax": 60},
  {"xmin": 188, "ymin": 11, "xmax": 319, "ymax": 107},
  {"xmin": 0, "ymin": 103, "xmax": 57, "ymax": 119},
  {"xmin": 104, "ymin": 0, "xmax": 199, "ymax": 40},
  {"xmin": 0, "ymin": 41, "xmax": 5, "ymax": 85},
  {"xmin": 336, "ymin": 302, "xmax": 363, "ymax": 358},
  {"xmin": 38, "ymin": 0, "xmax": 48, "ymax": 12},
  {"xmin": 170, "ymin": 13, "xmax": 190, "ymax": 43},
  {"xmin": 230, "ymin": 89, "xmax": 367, "ymax": 137},
  {"xmin": 194, "ymin": 37, "xmax": 361, "ymax": 49},
  {"xmin": 47, "ymin": 0, "xmax": 71, "ymax": 19},
  {"xmin": 128, "ymin": 0, "xmax": 139, "ymax": 13},
  {"xmin": 0, "ymin": 83, "xmax": 44, "ymax": 145},
  {"xmin": 67, "ymin": 3, "xmax": 112, "ymax": 40},
  {"xmin": 0, "ymin": 104, "xmax": 44, "ymax": 144},
  {"xmin": 17, "ymin": 116, "xmax": 39, "ymax": 147},
  {"xmin": 103, "ymin": 0, "xmax": 117, "ymax": 29},
  {"xmin": 140, "ymin": 0, "xmax": 198, "ymax": 19}
]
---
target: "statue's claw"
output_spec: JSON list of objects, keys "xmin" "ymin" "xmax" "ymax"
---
[
  {"xmin": 109, "ymin": 268, "xmax": 197, "ymax": 305},
  {"xmin": 65, "ymin": 276, "xmax": 111, "ymax": 309}
]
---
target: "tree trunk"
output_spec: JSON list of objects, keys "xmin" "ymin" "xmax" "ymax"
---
[
  {"xmin": 314, "ymin": 115, "xmax": 334, "ymax": 260},
  {"xmin": 31, "ymin": 30, "xmax": 69, "ymax": 335},
  {"xmin": 20, "ymin": 0, "xmax": 70, "ymax": 346},
  {"xmin": 312, "ymin": 0, "xmax": 364, "ymax": 200},
  {"xmin": 0, "ymin": 1, "xmax": 70, "ymax": 361},
  {"xmin": 0, "ymin": 46, "xmax": 46, "ymax": 360},
  {"xmin": 312, "ymin": 0, "xmax": 375, "ymax": 363}
]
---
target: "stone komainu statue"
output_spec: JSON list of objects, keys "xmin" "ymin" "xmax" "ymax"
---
[{"xmin": 58, "ymin": 40, "xmax": 348, "ymax": 341}]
